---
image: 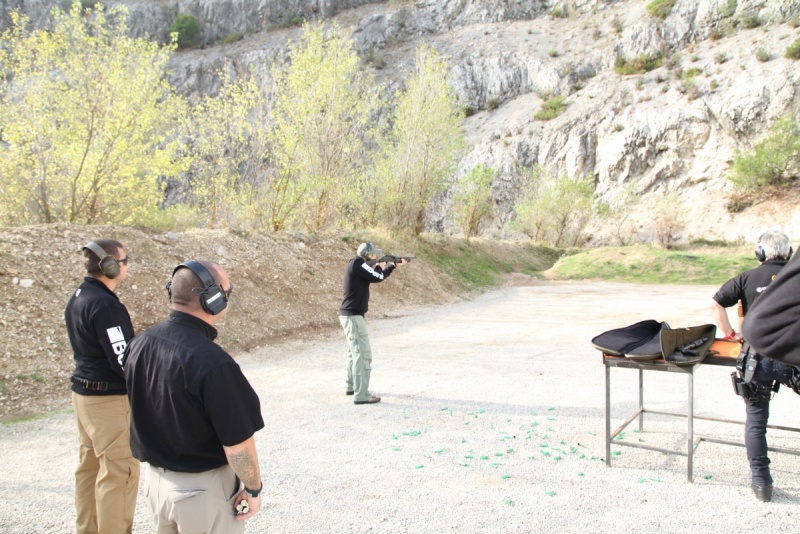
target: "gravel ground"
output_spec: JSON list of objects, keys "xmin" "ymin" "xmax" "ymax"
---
[{"xmin": 2, "ymin": 281, "xmax": 800, "ymax": 533}]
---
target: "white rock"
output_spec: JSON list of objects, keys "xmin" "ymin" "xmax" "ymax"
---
[{"xmin": 19, "ymin": 279, "xmax": 34, "ymax": 288}]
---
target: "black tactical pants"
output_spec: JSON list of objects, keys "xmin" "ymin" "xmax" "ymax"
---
[{"xmin": 744, "ymin": 358, "xmax": 794, "ymax": 486}]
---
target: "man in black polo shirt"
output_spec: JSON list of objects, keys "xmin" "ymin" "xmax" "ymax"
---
[
  {"xmin": 65, "ymin": 238, "xmax": 138, "ymax": 534},
  {"xmin": 125, "ymin": 260, "xmax": 264, "ymax": 533},
  {"xmin": 712, "ymin": 230, "xmax": 794, "ymax": 502}
]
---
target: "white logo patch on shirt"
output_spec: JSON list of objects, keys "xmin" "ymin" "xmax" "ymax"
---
[{"xmin": 107, "ymin": 326, "xmax": 127, "ymax": 364}]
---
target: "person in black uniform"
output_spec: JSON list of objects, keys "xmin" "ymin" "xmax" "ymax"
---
[
  {"xmin": 125, "ymin": 260, "xmax": 264, "ymax": 533},
  {"xmin": 339, "ymin": 242, "xmax": 408, "ymax": 405},
  {"xmin": 712, "ymin": 230, "xmax": 794, "ymax": 502},
  {"xmin": 744, "ymin": 251, "xmax": 800, "ymax": 365},
  {"xmin": 65, "ymin": 239, "xmax": 139, "ymax": 534}
]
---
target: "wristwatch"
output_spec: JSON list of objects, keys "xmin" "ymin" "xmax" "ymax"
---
[{"xmin": 244, "ymin": 483, "xmax": 263, "ymax": 498}]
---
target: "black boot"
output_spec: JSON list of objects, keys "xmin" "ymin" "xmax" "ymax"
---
[{"xmin": 751, "ymin": 484, "xmax": 773, "ymax": 502}]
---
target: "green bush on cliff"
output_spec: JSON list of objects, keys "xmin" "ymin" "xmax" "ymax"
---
[
  {"xmin": 729, "ymin": 114, "xmax": 800, "ymax": 192},
  {"xmin": 169, "ymin": 14, "xmax": 201, "ymax": 48},
  {"xmin": 786, "ymin": 38, "xmax": 800, "ymax": 59},
  {"xmin": 614, "ymin": 54, "xmax": 663, "ymax": 75},
  {"xmin": 646, "ymin": 0, "xmax": 677, "ymax": 19},
  {"xmin": 534, "ymin": 96, "xmax": 567, "ymax": 121}
]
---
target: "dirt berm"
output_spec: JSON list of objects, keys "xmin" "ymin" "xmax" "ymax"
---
[{"xmin": 0, "ymin": 223, "xmax": 557, "ymax": 420}]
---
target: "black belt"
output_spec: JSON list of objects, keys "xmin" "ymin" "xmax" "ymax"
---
[{"xmin": 71, "ymin": 376, "xmax": 125, "ymax": 392}]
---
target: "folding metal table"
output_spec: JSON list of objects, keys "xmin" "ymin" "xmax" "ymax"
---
[{"xmin": 604, "ymin": 340, "xmax": 800, "ymax": 482}]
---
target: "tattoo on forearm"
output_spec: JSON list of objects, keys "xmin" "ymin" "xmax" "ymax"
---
[{"xmin": 228, "ymin": 449, "xmax": 260, "ymax": 489}]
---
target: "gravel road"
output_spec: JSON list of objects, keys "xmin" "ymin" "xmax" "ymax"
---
[{"xmin": 2, "ymin": 281, "xmax": 799, "ymax": 533}]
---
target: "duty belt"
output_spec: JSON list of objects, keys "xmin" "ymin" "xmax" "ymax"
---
[{"xmin": 71, "ymin": 376, "xmax": 119, "ymax": 392}]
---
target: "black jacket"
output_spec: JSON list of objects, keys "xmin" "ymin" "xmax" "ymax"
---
[
  {"xmin": 64, "ymin": 277, "xmax": 133, "ymax": 394},
  {"xmin": 338, "ymin": 257, "xmax": 394, "ymax": 316},
  {"xmin": 744, "ymin": 253, "xmax": 800, "ymax": 365}
]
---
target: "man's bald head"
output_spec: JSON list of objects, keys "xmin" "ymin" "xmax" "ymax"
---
[{"xmin": 169, "ymin": 261, "xmax": 230, "ymax": 315}]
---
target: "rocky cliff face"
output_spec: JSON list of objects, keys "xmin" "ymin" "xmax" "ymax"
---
[
  {"xmin": 4, "ymin": 0, "xmax": 800, "ymax": 243},
  {"xmin": 1, "ymin": 0, "xmax": 378, "ymax": 42}
]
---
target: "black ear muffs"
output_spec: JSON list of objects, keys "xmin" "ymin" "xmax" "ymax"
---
[
  {"xmin": 754, "ymin": 244, "xmax": 766, "ymax": 262},
  {"xmin": 84, "ymin": 242, "xmax": 120, "ymax": 279},
  {"xmin": 166, "ymin": 260, "xmax": 227, "ymax": 315},
  {"xmin": 754, "ymin": 233, "xmax": 767, "ymax": 262}
]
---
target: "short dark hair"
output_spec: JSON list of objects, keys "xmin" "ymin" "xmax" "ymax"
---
[
  {"xmin": 83, "ymin": 238, "xmax": 123, "ymax": 275},
  {"xmin": 169, "ymin": 260, "xmax": 222, "ymax": 310}
]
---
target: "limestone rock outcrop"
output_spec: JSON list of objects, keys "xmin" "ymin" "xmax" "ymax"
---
[{"xmin": 4, "ymin": 0, "xmax": 799, "ymax": 242}]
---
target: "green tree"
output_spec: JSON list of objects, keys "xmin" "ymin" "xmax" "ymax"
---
[
  {"xmin": 601, "ymin": 183, "xmax": 640, "ymax": 245},
  {"xmin": 241, "ymin": 99, "xmax": 304, "ymax": 232},
  {"xmin": 184, "ymin": 75, "xmax": 260, "ymax": 229},
  {"xmin": 268, "ymin": 22, "xmax": 382, "ymax": 231},
  {"xmin": 649, "ymin": 193, "xmax": 685, "ymax": 249},
  {"xmin": 548, "ymin": 175, "xmax": 596, "ymax": 247},
  {"xmin": 511, "ymin": 167, "xmax": 597, "ymax": 246},
  {"xmin": 509, "ymin": 166, "xmax": 548, "ymax": 241},
  {"xmin": 452, "ymin": 164, "xmax": 496, "ymax": 237},
  {"xmin": 728, "ymin": 114, "xmax": 800, "ymax": 192},
  {"xmin": 376, "ymin": 43, "xmax": 466, "ymax": 235},
  {"xmin": 0, "ymin": 1, "xmax": 184, "ymax": 227}
]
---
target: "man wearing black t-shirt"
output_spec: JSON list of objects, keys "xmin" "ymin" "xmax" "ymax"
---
[
  {"xmin": 125, "ymin": 260, "xmax": 264, "ymax": 533},
  {"xmin": 744, "ymin": 252, "xmax": 800, "ymax": 364},
  {"xmin": 65, "ymin": 238, "xmax": 138, "ymax": 534},
  {"xmin": 339, "ymin": 242, "xmax": 408, "ymax": 405},
  {"xmin": 712, "ymin": 230, "xmax": 794, "ymax": 502}
]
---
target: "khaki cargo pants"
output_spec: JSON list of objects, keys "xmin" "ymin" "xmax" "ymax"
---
[
  {"xmin": 72, "ymin": 392, "xmax": 140, "ymax": 534},
  {"xmin": 339, "ymin": 314, "xmax": 373, "ymax": 401}
]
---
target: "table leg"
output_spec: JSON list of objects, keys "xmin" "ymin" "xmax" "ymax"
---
[
  {"xmin": 687, "ymin": 369, "xmax": 694, "ymax": 482},
  {"xmin": 638, "ymin": 368, "xmax": 644, "ymax": 432},
  {"xmin": 606, "ymin": 363, "xmax": 611, "ymax": 467}
]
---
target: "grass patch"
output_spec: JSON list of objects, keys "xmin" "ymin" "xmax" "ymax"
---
[
  {"xmin": 547, "ymin": 244, "xmax": 754, "ymax": 284},
  {"xmin": 646, "ymin": 0, "xmax": 677, "ymax": 19},
  {"xmin": 221, "ymin": 31, "xmax": 244, "ymax": 44},
  {"xmin": 415, "ymin": 236, "xmax": 561, "ymax": 290},
  {"xmin": 534, "ymin": 96, "xmax": 567, "ymax": 121},
  {"xmin": 741, "ymin": 15, "xmax": 761, "ymax": 29},
  {"xmin": 755, "ymin": 48, "xmax": 771, "ymax": 62},
  {"xmin": 615, "ymin": 54, "xmax": 663, "ymax": 75},
  {"xmin": 786, "ymin": 38, "xmax": 800, "ymax": 59},
  {"xmin": 681, "ymin": 67, "xmax": 702, "ymax": 80},
  {"xmin": 2, "ymin": 408, "xmax": 73, "ymax": 425}
]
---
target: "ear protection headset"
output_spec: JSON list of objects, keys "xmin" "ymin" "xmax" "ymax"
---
[
  {"xmin": 754, "ymin": 238, "xmax": 767, "ymax": 262},
  {"xmin": 166, "ymin": 260, "xmax": 228, "ymax": 315},
  {"xmin": 83, "ymin": 242, "xmax": 121, "ymax": 279}
]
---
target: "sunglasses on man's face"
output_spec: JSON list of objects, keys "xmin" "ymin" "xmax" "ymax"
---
[
  {"xmin": 118, "ymin": 256, "xmax": 129, "ymax": 265},
  {"xmin": 223, "ymin": 284, "xmax": 234, "ymax": 299}
]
